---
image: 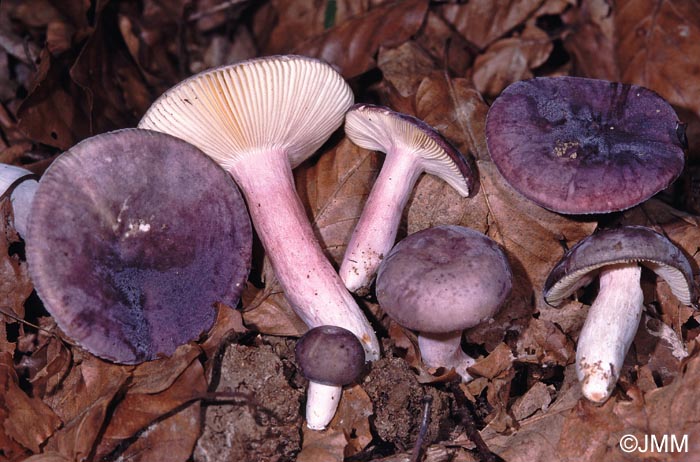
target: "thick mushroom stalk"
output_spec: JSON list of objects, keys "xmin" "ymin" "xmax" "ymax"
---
[
  {"xmin": 139, "ymin": 56, "xmax": 380, "ymax": 360},
  {"xmin": 340, "ymin": 105, "xmax": 475, "ymax": 295},
  {"xmin": 1, "ymin": 163, "xmax": 38, "ymax": 237},
  {"xmin": 544, "ymin": 226, "xmax": 696, "ymax": 403},
  {"xmin": 304, "ymin": 382, "xmax": 343, "ymax": 430},
  {"xmin": 576, "ymin": 264, "xmax": 643, "ymax": 402},
  {"xmin": 418, "ymin": 331, "xmax": 475, "ymax": 382}
]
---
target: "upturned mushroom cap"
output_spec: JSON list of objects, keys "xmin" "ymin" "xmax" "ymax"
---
[
  {"xmin": 26, "ymin": 129, "xmax": 252, "ymax": 364},
  {"xmin": 344, "ymin": 104, "xmax": 476, "ymax": 196},
  {"xmin": 376, "ymin": 225, "xmax": 512, "ymax": 333},
  {"xmin": 543, "ymin": 225, "xmax": 695, "ymax": 307},
  {"xmin": 295, "ymin": 325, "xmax": 366, "ymax": 386},
  {"xmin": 139, "ymin": 55, "xmax": 353, "ymax": 170},
  {"xmin": 0, "ymin": 163, "xmax": 38, "ymax": 237},
  {"xmin": 485, "ymin": 77, "xmax": 686, "ymax": 214}
]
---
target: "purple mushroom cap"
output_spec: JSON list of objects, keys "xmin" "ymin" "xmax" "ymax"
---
[
  {"xmin": 295, "ymin": 325, "xmax": 366, "ymax": 386},
  {"xmin": 486, "ymin": 77, "xmax": 686, "ymax": 214},
  {"xmin": 376, "ymin": 225, "xmax": 512, "ymax": 334},
  {"xmin": 26, "ymin": 129, "xmax": 252, "ymax": 364}
]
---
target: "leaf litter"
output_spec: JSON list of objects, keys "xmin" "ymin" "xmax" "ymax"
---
[{"xmin": 1, "ymin": 1, "xmax": 700, "ymax": 461}]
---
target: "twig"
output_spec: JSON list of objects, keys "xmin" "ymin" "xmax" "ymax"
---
[
  {"xmin": 449, "ymin": 383, "xmax": 503, "ymax": 462},
  {"xmin": 410, "ymin": 395, "xmax": 433, "ymax": 462}
]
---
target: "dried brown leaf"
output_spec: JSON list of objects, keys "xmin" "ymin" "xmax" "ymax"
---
[
  {"xmin": 263, "ymin": 0, "xmax": 373, "ymax": 54},
  {"xmin": 298, "ymin": 426, "xmax": 347, "ymax": 462},
  {"xmin": 293, "ymin": 0, "xmax": 430, "ymax": 78},
  {"xmin": 511, "ymin": 381, "xmax": 554, "ymax": 421},
  {"xmin": 616, "ymin": 0, "xmax": 700, "ymax": 116},
  {"xmin": 472, "ymin": 23, "xmax": 553, "ymax": 97},
  {"xmin": 414, "ymin": 11, "xmax": 476, "ymax": 76},
  {"xmin": 328, "ymin": 385, "xmax": 373, "ymax": 457},
  {"xmin": 94, "ymin": 356, "xmax": 207, "ymax": 460},
  {"xmin": 0, "ymin": 352, "xmax": 61, "ymax": 453},
  {"xmin": 515, "ymin": 318, "xmax": 575, "ymax": 366},
  {"xmin": 241, "ymin": 283, "xmax": 308, "ymax": 337},
  {"xmin": 438, "ymin": 0, "xmax": 545, "ymax": 49},
  {"xmin": 0, "ymin": 199, "xmax": 32, "ymax": 320},
  {"xmin": 378, "ymin": 41, "xmax": 436, "ymax": 99},
  {"xmin": 562, "ymin": 0, "xmax": 620, "ymax": 80}
]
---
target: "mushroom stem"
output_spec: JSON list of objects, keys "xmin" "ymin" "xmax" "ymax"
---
[
  {"xmin": 305, "ymin": 381, "xmax": 343, "ymax": 430},
  {"xmin": 576, "ymin": 263, "xmax": 643, "ymax": 403},
  {"xmin": 230, "ymin": 149, "xmax": 380, "ymax": 361},
  {"xmin": 418, "ymin": 331, "xmax": 475, "ymax": 382},
  {"xmin": 1, "ymin": 163, "xmax": 38, "ymax": 237},
  {"xmin": 340, "ymin": 151, "xmax": 422, "ymax": 294}
]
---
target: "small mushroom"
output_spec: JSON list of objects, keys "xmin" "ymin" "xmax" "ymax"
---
[
  {"xmin": 543, "ymin": 226, "xmax": 696, "ymax": 402},
  {"xmin": 0, "ymin": 163, "xmax": 38, "ymax": 237},
  {"xmin": 295, "ymin": 325, "xmax": 366, "ymax": 430},
  {"xmin": 139, "ymin": 55, "xmax": 380, "ymax": 360},
  {"xmin": 26, "ymin": 129, "xmax": 252, "ymax": 364},
  {"xmin": 485, "ymin": 77, "xmax": 686, "ymax": 214},
  {"xmin": 340, "ymin": 104, "xmax": 477, "ymax": 295},
  {"xmin": 376, "ymin": 225, "xmax": 512, "ymax": 381}
]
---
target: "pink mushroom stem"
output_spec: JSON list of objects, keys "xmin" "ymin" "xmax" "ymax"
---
[
  {"xmin": 231, "ymin": 149, "xmax": 380, "ymax": 361},
  {"xmin": 340, "ymin": 151, "xmax": 422, "ymax": 293},
  {"xmin": 418, "ymin": 331, "xmax": 475, "ymax": 382}
]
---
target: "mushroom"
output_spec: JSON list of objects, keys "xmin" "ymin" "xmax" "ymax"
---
[
  {"xmin": 26, "ymin": 129, "xmax": 252, "ymax": 364},
  {"xmin": 485, "ymin": 77, "xmax": 686, "ymax": 214},
  {"xmin": 376, "ymin": 225, "xmax": 512, "ymax": 381},
  {"xmin": 543, "ymin": 225, "xmax": 696, "ymax": 402},
  {"xmin": 0, "ymin": 163, "xmax": 38, "ymax": 237},
  {"xmin": 139, "ymin": 55, "xmax": 380, "ymax": 360},
  {"xmin": 339, "ymin": 105, "xmax": 477, "ymax": 295},
  {"xmin": 295, "ymin": 325, "xmax": 366, "ymax": 430}
]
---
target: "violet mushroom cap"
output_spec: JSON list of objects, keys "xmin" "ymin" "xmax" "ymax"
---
[
  {"xmin": 485, "ymin": 77, "xmax": 686, "ymax": 214},
  {"xmin": 26, "ymin": 129, "xmax": 252, "ymax": 364},
  {"xmin": 543, "ymin": 225, "xmax": 695, "ymax": 403},
  {"xmin": 0, "ymin": 163, "xmax": 38, "ymax": 237},
  {"xmin": 295, "ymin": 325, "xmax": 366, "ymax": 430},
  {"xmin": 340, "ymin": 104, "xmax": 477, "ymax": 294},
  {"xmin": 139, "ymin": 55, "xmax": 380, "ymax": 361},
  {"xmin": 376, "ymin": 225, "xmax": 512, "ymax": 381}
]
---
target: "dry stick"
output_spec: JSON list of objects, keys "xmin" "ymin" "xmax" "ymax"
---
[
  {"xmin": 449, "ymin": 383, "xmax": 503, "ymax": 462},
  {"xmin": 410, "ymin": 395, "xmax": 433, "ymax": 462}
]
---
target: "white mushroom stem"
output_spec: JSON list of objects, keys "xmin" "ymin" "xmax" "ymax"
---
[
  {"xmin": 340, "ymin": 151, "xmax": 422, "ymax": 294},
  {"xmin": 304, "ymin": 381, "xmax": 343, "ymax": 430},
  {"xmin": 418, "ymin": 330, "xmax": 475, "ymax": 382},
  {"xmin": 0, "ymin": 163, "xmax": 38, "ymax": 237},
  {"xmin": 576, "ymin": 263, "xmax": 643, "ymax": 403},
  {"xmin": 229, "ymin": 149, "xmax": 380, "ymax": 360}
]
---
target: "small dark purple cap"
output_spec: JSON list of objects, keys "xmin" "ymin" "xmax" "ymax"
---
[{"xmin": 295, "ymin": 325, "xmax": 366, "ymax": 386}]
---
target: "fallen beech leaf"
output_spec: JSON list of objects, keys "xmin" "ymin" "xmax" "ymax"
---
[
  {"xmin": 562, "ymin": 0, "xmax": 620, "ymax": 80},
  {"xmin": 415, "ymin": 12, "xmax": 476, "ymax": 76},
  {"xmin": 242, "ymin": 283, "xmax": 308, "ymax": 337},
  {"xmin": 298, "ymin": 426, "xmax": 347, "ymax": 462},
  {"xmin": 21, "ymin": 453, "xmax": 72, "ymax": 462},
  {"xmin": 511, "ymin": 381, "xmax": 553, "ymax": 420},
  {"xmin": 472, "ymin": 23, "xmax": 553, "ymax": 96},
  {"xmin": 378, "ymin": 41, "xmax": 437, "ymax": 99},
  {"xmin": 263, "ymin": 0, "xmax": 372, "ymax": 54},
  {"xmin": 1, "ymin": 196, "xmax": 34, "ymax": 321},
  {"xmin": 294, "ymin": 0, "xmax": 430, "ymax": 78},
  {"xmin": 200, "ymin": 303, "xmax": 248, "ymax": 361},
  {"xmin": 327, "ymin": 385, "xmax": 373, "ymax": 457},
  {"xmin": 129, "ymin": 344, "xmax": 203, "ymax": 394},
  {"xmin": 0, "ymin": 352, "xmax": 61, "ymax": 453},
  {"xmin": 43, "ymin": 354, "xmax": 131, "ymax": 460},
  {"xmin": 94, "ymin": 357, "xmax": 207, "ymax": 460},
  {"xmin": 616, "ymin": 0, "xmax": 700, "ymax": 116},
  {"xmin": 105, "ymin": 403, "xmax": 202, "ymax": 462},
  {"xmin": 515, "ymin": 318, "xmax": 575, "ymax": 366},
  {"xmin": 468, "ymin": 343, "xmax": 514, "ymax": 380},
  {"xmin": 438, "ymin": 0, "xmax": 544, "ymax": 49}
]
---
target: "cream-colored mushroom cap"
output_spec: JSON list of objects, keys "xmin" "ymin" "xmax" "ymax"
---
[
  {"xmin": 344, "ymin": 104, "xmax": 475, "ymax": 197},
  {"xmin": 139, "ymin": 55, "xmax": 354, "ymax": 169}
]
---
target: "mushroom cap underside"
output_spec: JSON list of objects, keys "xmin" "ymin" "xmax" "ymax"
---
[
  {"xmin": 345, "ymin": 104, "xmax": 476, "ymax": 197},
  {"xmin": 543, "ymin": 225, "xmax": 695, "ymax": 307}
]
